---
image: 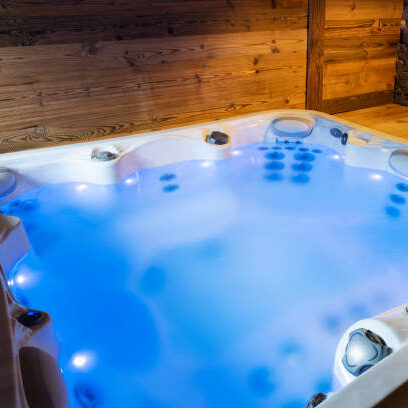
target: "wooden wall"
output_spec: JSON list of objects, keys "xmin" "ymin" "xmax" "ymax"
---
[
  {"xmin": 307, "ymin": 0, "xmax": 403, "ymax": 113},
  {"xmin": 0, "ymin": 0, "xmax": 405, "ymax": 153},
  {"xmin": 395, "ymin": 0, "xmax": 408, "ymax": 105},
  {"xmin": 0, "ymin": 0, "xmax": 308, "ymax": 153}
]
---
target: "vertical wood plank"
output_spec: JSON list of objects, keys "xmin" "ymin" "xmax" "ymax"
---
[{"xmin": 306, "ymin": 0, "xmax": 325, "ymax": 110}]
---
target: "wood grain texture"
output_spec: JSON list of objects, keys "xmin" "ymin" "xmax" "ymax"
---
[
  {"xmin": 336, "ymin": 103, "xmax": 408, "ymax": 140},
  {"xmin": 0, "ymin": 0, "xmax": 308, "ymax": 153},
  {"xmin": 306, "ymin": 0, "xmax": 325, "ymax": 110},
  {"xmin": 323, "ymin": 90, "xmax": 394, "ymax": 113},
  {"xmin": 322, "ymin": 0, "xmax": 403, "ymax": 113},
  {"xmin": 307, "ymin": 0, "xmax": 403, "ymax": 114},
  {"xmin": 395, "ymin": 0, "xmax": 408, "ymax": 106}
]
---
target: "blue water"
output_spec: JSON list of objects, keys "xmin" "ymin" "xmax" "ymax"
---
[{"xmin": 3, "ymin": 141, "xmax": 408, "ymax": 408}]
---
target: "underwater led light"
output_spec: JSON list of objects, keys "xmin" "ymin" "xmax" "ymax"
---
[
  {"xmin": 124, "ymin": 177, "xmax": 136, "ymax": 185},
  {"xmin": 71, "ymin": 351, "xmax": 96, "ymax": 371},
  {"xmin": 370, "ymin": 173, "xmax": 383, "ymax": 181},
  {"xmin": 11, "ymin": 266, "xmax": 40, "ymax": 289},
  {"xmin": 200, "ymin": 161, "xmax": 213, "ymax": 168},
  {"xmin": 72, "ymin": 355, "xmax": 87, "ymax": 368},
  {"xmin": 76, "ymin": 184, "xmax": 88, "ymax": 192},
  {"xmin": 16, "ymin": 274, "xmax": 26, "ymax": 284}
]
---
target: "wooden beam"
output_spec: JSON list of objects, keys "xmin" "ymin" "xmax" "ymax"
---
[
  {"xmin": 306, "ymin": 0, "xmax": 325, "ymax": 111},
  {"xmin": 323, "ymin": 90, "xmax": 394, "ymax": 113}
]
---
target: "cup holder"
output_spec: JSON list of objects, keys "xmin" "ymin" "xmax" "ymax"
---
[
  {"xmin": 264, "ymin": 115, "xmax": 314, "ymax": 142},
  {"xmin": 389, "ymin": 149, "xmax": 408, "ymax": 178}
]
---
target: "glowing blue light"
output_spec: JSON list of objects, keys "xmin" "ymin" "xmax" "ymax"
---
[
  {"xmin": 71, "ymin": 351, "xmax": 96, "ymax": 371},
  {"xmin": 76, "ymin": 184, "xmax": 88, "ymax": 192},
  {"xmin": 370, "ymin": 173, "xmax": 383, "ymax": 181},
  {"xmin": 124, "ymin": 177, "xmax": 136, "ymax": 185},
  {"xmin": 200, "ymin": 161, "xmax": 213, "ymax": 168}
]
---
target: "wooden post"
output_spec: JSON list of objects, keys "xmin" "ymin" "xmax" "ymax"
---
[{"xmin": 306, "ymin": 0, "xmax": 325, "ymax": 111}]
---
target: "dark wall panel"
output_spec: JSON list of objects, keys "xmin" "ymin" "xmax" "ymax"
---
[{"xmin": 395, "ymin": 0, "xmax": 408, "ymax": 105}]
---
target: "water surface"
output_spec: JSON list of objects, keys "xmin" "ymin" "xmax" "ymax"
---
[{"xmin": 3, "ymin": 141, "xmax": 408, "ymax": 408}]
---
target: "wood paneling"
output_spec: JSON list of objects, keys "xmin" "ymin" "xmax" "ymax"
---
[
  {"xmin": 0, "ymin": 0, "xmax": 308, "ymax": 153},
  {"xmin": 395, "ymin": 0, "xmax": 408, "ymax": 105},
  {"xmin": 306, "ymin": 0, "xmax": 325, "ymax": 110},
  {"xmin": 308, "ymin": 0, "xmax": 403, "ymax": 113}
]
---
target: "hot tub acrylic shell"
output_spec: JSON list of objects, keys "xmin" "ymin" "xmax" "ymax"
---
[
  {"xmin": 1, "ymin": 109, "xmax": 408, "ymax": 200},
  {"xmin": 1, "ymin": 109, "xmax": 408, "ymax": 408}
]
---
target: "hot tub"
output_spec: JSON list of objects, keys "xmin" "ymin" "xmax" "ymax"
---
[{"xmin": 1, "ymin": 110, "xmax": 408, "ymax": 408}]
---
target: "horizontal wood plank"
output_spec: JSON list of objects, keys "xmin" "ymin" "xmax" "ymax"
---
[
  {"xmin": 323, "ymin": 91, "xmax": 394, "ymax": 113},
  {"xmin": 326, "ymin": 0, "xmax": 403, "ymax": 20},
  {"xmin": 0, "ymin": 0, "xmax": 308, "ymax": 152},
  {"xmin": 0, "ymin": 0, "xmax": 308, "ymax": 17},
  {"xmin": 320, "ymin": 0, "xmax": 403, "ymax": 113},
  {"xmin": 1, "ymin": 0, "xmax": 404, "ymax": 152},
  {"xmin": 0, "ymin": 8, "xmax": 307, "ymax": 47}
]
